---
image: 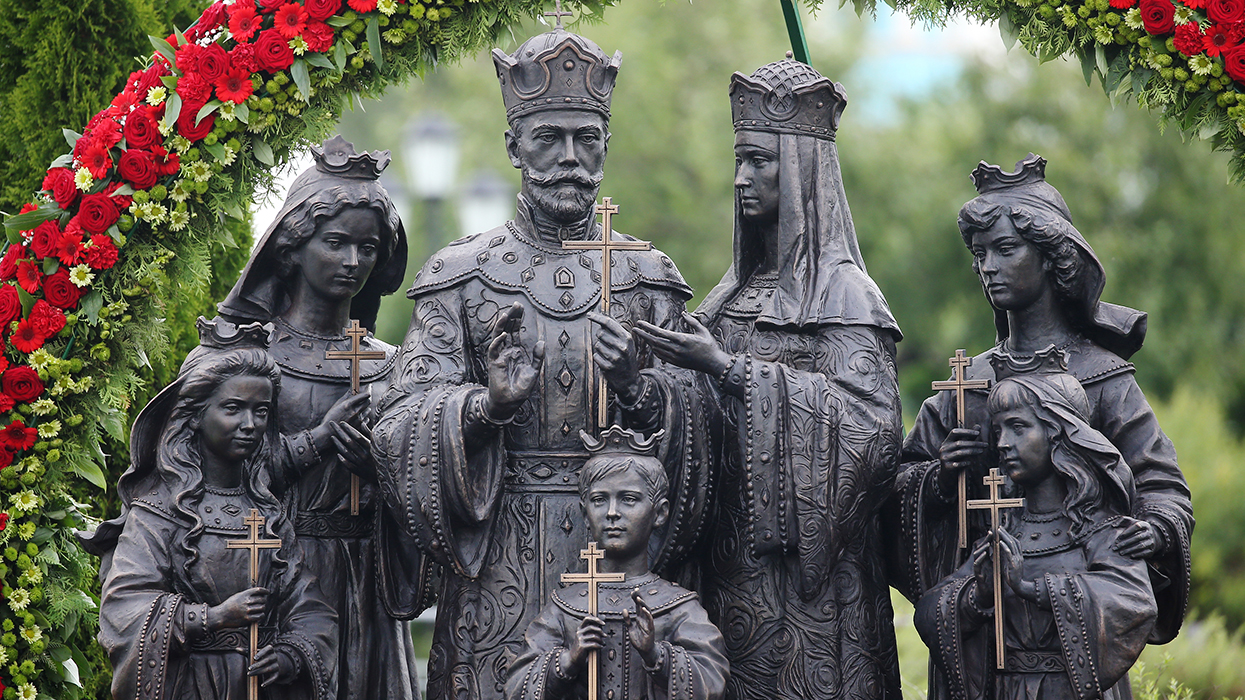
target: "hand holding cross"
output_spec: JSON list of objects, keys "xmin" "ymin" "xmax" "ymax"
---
[
  {"xmin": 931, "ymin": 349, "xmax": 992, "ymax": 549},
  {"xmin": 325, "ymin": 319, "xmax": 385, "ymax": 515},
  {"xmin": 966, "ymin": 468, "xmax": 1025, "ymax": 670},
  {"xmin": 560, "ymin": 541, "xmax": 626, "ymax": 700},
  {"xmin": 226, "ymin": 509, "xmax": 282, "ymax": 700}
]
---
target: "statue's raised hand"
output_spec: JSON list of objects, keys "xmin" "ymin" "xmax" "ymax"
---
[
  {"xmin": 484, "ymin": 302, "xmax": 546, "ymax": 421},
  {"xmin": 624, "ymin": 589, "xmax": 658, "ymax": 667},
  {"xmin": 634, "ymin": 313, "xmax": 731, "ymax": 378}
]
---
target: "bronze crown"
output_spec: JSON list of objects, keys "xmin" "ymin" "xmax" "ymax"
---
[
  {"xmin": 580, "ymin": 426, "xmax": 664, "ymax": 458},
  {"xmin": 492, "ymin": 29, "xmax": 621, "ymax": 122},
  {"xmin": 971, "ymin": 153, "xmax": 1047, "ymax": 195},
  {"xmin": 990, "ymin": 344, "xmax": 1069, "ymax": 381},
  {"xmin": 730, "ymin": 59, "xmax": 848, "ymax": 141},
  {"xmin": 196, "ymin": 316, "xmax": 275, "ymax": 350},
  {"xmin": 312, "ymin": 135, "xmax": 390, "ymax": 181}
]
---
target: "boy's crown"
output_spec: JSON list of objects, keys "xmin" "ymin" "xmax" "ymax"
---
[{"xmin": 580, "ymin": 425, "xmax": 663, "ymax": 458}]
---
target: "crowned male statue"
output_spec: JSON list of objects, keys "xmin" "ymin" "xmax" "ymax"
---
[{"xmin": 371, "ymin": 26, "xmax": 713, "ymax": 699}]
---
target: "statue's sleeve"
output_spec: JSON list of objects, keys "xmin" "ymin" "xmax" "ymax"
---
[
  {"xmin": 372, "ymin": 288, "xmax": 506, "ymax": 580},
  {"xmin": 272, "ymin": 552, "xmax": 339, "ymax": 700},
  {"xmin": 1090, "ymin": 375, "xmax": 1192, "ymax": 643},
  {"xmin": 98, "ymin": 508, "xmax": 207, "ymax": 700},
  {"xmin": 657, "ymin": 599, "xmax": 730, "ymax": 700},
  {"xmin": 885, "ymin": 391, "xmax": 961, "ymax": 602},
  {"xmin": 725, "ymin": 324, "xmax": 901, "ymax": 601},
  {"xmin": 503, "ymin": 602, "xmax": 573, "ymax": 700},
  {"xmin": 617, "ymin": 290, "xmax": 716, "ymax": 576}
]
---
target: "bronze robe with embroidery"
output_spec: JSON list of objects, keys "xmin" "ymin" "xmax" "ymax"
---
[
  {"xmin": 372, "ymin": 202, "xmax": 713, "ymax": 700},
  {"xmin": 506, "ymin": 574, "xmax": 728, "ymax": 700}
]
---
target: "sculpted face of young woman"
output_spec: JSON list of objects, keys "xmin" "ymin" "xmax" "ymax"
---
[
  {"xmin": 970, "ymin": 219, "xmax": 1051, "ymax": 312},
  {"xmin": 198, "ymin": 375, "xmax": 273, "ymax": 465}
]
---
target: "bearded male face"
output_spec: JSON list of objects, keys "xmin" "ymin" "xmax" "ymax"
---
[{"xmin": 505, "ymin": 109, "xmax": 608, "ymax": 225}]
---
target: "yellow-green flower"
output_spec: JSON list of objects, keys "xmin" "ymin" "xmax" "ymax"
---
[
  {"xmin": 290, "ymin": 35, "xmax": 309, "ymax": 55},
  {"xmin": 379, "ymin": 0, "xmax": 398, "ymax": 14},
  {"xmin": 10, "ymin": 491, "xmax": 39, "ymax": 514},
  {"xmin": 17, "ymin": 682, "xmax": 36, "ymax": 700},
  {"xmin": 169, "ymin": 210, "xmax": 191, "ymax": 232},
  {"xmin": 26, "ymin": 349, "xmax": 55, "ymax": 372},
  {"xmin": 8, "ymin": 587, "xmax": 30, "ymax": 612},
  {"xmin": 146, "ymin": 86, "xmax": 167, "ymax": 105},
  {"xmin": 68, "ymin": 264, "xmax": 94, "ymax": 288},
  {"xmin": 29, "ymin": 399, "xmax": 55, "ymax": 416},
  {"xmin": 18, "ymin": 624, "xmax": 39, "ymax": 644},
  {"xmin": 1190, "ymin": 54, "xmax": 1214, "ymax": 76},
  {"xmin": 171, "ymin": 136, "xmax": 192, "ymax": 154},
  {"xmin": 1094, "ymin": 23, "xmax": 1114, "ymax": 43},
  {"xmin": 16, "ymin": 523, "xmax": 35, "ymax": 541},
  {"xmin": 74, "ymin": 168, "xmax": 94, "ymax": 192},
  {"xmin": 1125, "ymin": 7, "xmax": 1144, "ymax": 29},
  {"xmin": 36, "ymin": 420, "xmax": 60, "ymax": 439},
  {"xmin": 18, "ymin": 567, "xmax": 42, "ymax": 586}
]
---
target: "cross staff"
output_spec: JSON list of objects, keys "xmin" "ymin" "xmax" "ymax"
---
[
  {"xmin": 966, "ymin": 468, "xmax": 1025, "ymax": 670},
  {"xmin": 226, "ymin": 509, "xmax": 283, "ymax": 700},
  {"xmin": 560, "ymin": 541, "xmax": 626, "ymax": 700},
  {"xmin": 325, "ymin": 319, "xmax": 385, "ymax": 515},
  {"xmin": 543, "ymin": 0, "xmax": 573, "ymax": 28},
  {"xmin": 562, "ymin": 197, "xmax": 652, "ymax": 432},
  {"xmin": 931, "ymin": 349, "xmax": 992, "ymax": 549}
]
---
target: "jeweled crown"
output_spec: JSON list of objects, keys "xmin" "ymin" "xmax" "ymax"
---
[
  {"xmin": 580, "ymin": 426, "xmax": 663, "ymax": 458},
  {"xmin": 730, "ymin": 59, "xmax": 848, "ymax": 141},
  {"xmin": 971, "ymin": 153, "xmax": 1047, "ymax": 195},
  {"xmin": 312, "ymin": 135, "xmax": 390, "ymax": 180},
  {"xmin": 492, "ymin": 29, "xmax": 621, "ymax": 122},
  {"xmin": 990, "ymin": 344, "xmax": 1069, "ymax": 381}
]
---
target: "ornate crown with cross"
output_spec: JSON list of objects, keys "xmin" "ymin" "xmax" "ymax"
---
[
  {"xmin": 730, "ymin": 58, "xmax": 848, "ymax": 141},
  {"xmin": 492, "ymin": 28, "xmax": 622, "ymax": 122}
]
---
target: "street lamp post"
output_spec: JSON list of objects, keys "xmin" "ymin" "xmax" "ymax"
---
[
  {"xmin": 457, "ymin": 170, "xmax": 514, "ymax": 239},
  {"xmin": 402, "ymin": 113, "xmax": 460, "ymax": 258}
]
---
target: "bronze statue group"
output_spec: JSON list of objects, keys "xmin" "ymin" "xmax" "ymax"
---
[{"xmin": 78, "ymin": 22, "xmax": 1193, "ymax": 700}]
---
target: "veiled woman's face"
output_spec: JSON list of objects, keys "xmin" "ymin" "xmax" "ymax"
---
[
  {"xmin": 291, "ymin": 205, "xmax": 382, "ymax": 303},
  {"xmin": 970, "ymin": 218, "xmax": 1050, "ymax": 311},
  {"xmin": 734, "ymin": 130, "xmax": 780, "ymax": 224}
]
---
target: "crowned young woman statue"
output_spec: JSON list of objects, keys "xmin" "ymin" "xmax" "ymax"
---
[
  {"xmin": 206, "ymin": 136, "xmax": 432, "ymax": 700},
  {"xmin": 636, "ymin": 60, "xmax": 904, "ymax": 700},
  {"xmin": 80, "ymin": 323, "xmax": 337, "ymax": 700}
]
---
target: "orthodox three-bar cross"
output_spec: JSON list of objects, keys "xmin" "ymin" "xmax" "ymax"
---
[
  {"xmin": 966, "ymin": 468, "xmax": 1025, "ymax": 670},
  {"xmin": 226, "ymin": 509, "xmax": 282, "ymax": 700},
  {"xmin": 562, "ymin": 197, "xmax": 652, "ymax": 431},
  {"xmin": 325, "ymin": 319, "xmax": 385, "ymax": 515},
  {"xmin": 931, "ymin": 349, "xmax": 991, "ymax": 550},
  {"xmin": 543, "ymin": 0, "xmax": 573, "ymax": 28},
  {"xmin": 560, "ymin": 541, "xmax": 625, "ymax": 700}
]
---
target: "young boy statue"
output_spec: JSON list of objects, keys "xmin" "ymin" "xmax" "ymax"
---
[{"xmin": 506, "ymin": 427, "xmax": 729, "ymax": 700}]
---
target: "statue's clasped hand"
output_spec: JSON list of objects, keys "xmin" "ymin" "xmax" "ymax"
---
[
  {"xmin": 314, "ymin": 391, "xmax": 375, "ymax": 481},
  {"xmin": 587, "ymin": 311, "xmax": 644, "ymax": 403},
  {"xmin": 485, "ymin": 302, "xmax": 546, "ymax": 422},
  {"xmin": 633, "ymin": 313, "xmax": 731, "ymax": 378}
]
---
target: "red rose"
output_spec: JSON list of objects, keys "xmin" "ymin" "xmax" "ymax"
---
[
  {"xmin": 1225, "ymin": 44, "xmax": 1245, "ymax": 82},
  {"xmin": 1174, "ymin": 22, "xmax": 1205, "ymax": 55},
  {"xmin": 78, "ymin": 141, "xmax": 113, "ymax": 179},
  {"xmin": 0, "ymin": 246, "xmax": 27, "ymax": 281},
  {"xmin": 41, "ymin": 168, "xmax": 78, "ymax": 208},
  {"xmin": 29, "ymin": 300, "xmax": 66, "ymax": 338},
  {"xmin": 15, "ymin": 261, "xmax": 40, "ymax": 294},
  {"xmin": 85, "ymin": 235, "xmax": 119, "ymax": 270},
  {"xmin": 0, "ymin": 285, "xmax": 20, "ymax": 325},
  {"xmin": 230, "ymin": 43, "xmax": 259, "ymax": 73},
  {"xmin": 123, "ymin": 106, "xmax": 161, "ymax": 150},
  {"xmin": 77, "ymin": 193, "xmax": 121, "ymax": 235},
  {"xmin": 259, "ymin": 0, "xmax": 284, "ymax": 12},
  {"xmin": 305, "ymin": 0, "xmax": 342, "ymax": 21},
  {"xmin": 304, "ymin": 21, "xmax": 335, "ymax": 52},
  {"xmin": 176, "ymin": 73, "xmax": 212, "ymax": 105},
  {"xmin": 8, "ymin": 320, "xmax": 43, "ymax": 355},
  {"xmin": 117, "ymin": 149, "xmax": 159, "ymax": 189},
  {"xmin": 177, "ymin": 100, "xmax": 216, "ymax": 143},
  {"xmin": 0, "ymin": 512, "xmax": 9, "ymax": 529},
  {"xmin": 188, "ymin": 2, "xmax": 227, "ymax": 41},
  {"xmin": 42, "ymin": 268, "xmax": 81, "ymax": 310},
  {"xmin": 254, "ymin": 28, "xmax": 296, "ymax": 71},
  {"xmin": 1140, "ymin": 0, "xmax": 1176, "ymax": 34},
  {"xmin": 30, "ymin": 221, "xmax": 59, "ymax": 260},
  {"xmin": 347, "ymin": 0, "xmax": 377, "ymax": 11},
  {"xmin": 2, "ymin": 366, "xmax": 43, "ymax": 403},
  {"xmin": 197, "ymin": 43, "xmax": 230, "ymax": 84},
  {"xmin": 151, "ymin": 146, "xmax": 181, "ymax": 177},
  {"xmin": 105, "ymin": 181, "xmax": 134, "ymax": 209},
  {"xmin": 135, "ymin": 64, "xmax": 167, "ymax": 96},
  {"xmin": 0, "ymin": 420, "xmax": 37, "ymax": 451},
  {"xmin": 1209, "ymin": 0, "xmax": 1245, "ymax": 23},
  {"xmin": 229, "ymin": 3, "xmax": 262, "ymax": 41}
]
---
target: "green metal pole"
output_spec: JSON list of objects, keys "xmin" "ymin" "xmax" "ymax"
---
[{"xmin": 780, "ymin": 0, "xmax": 811, "ymax": 65}]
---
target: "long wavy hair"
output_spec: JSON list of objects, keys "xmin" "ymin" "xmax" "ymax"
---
[
  {"xmin": 159, "ymin": 349, "xmax": 295, "ymax": 596},
  {"xmin": 987, "ymin": 379, "xmax": 1118, "ymax": 538}
]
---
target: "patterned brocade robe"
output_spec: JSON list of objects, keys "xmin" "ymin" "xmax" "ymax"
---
[
  {"xmin": 506, "ymin": 574, "xmax": 729, "ymax": 700},
  {"xmin": 372, "ymin": 201, "xmax": 713, "ymax": 700},
  {"xmin": 695, "ymin": 283, "xmax": 904, "ymax": 700}
]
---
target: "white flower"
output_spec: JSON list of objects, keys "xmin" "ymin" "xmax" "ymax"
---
[
  {"xmin": 0, "ymin": 646, "xmax": 9, "ymax": 665},
  {"xmin": 1174, "ymin": 4, "xmax": 1194, "ymax": 23},
  {"xmin": 171, "ymin": 135, "xmax": 192, "ymax": 154},
  {"xmin": 170, "ymin": 179, "xmax": 193, "ymax": 202},
  {"xmin": 219, "ymin": 102, "xmax": 237, "ymax": 122},
  {"xmin": 219, "ymin": 143, "xmax": 237, "ymax": 166},
  {"xmin": 28, "ymin": 399, "xmax": 55, "ymax": 416},
  {"xmin": 68, "ymin": 264, "xmax": 94, "ymax": 288},
  {"xmin": 26, "ymin": 349, "xmax": 54, "ymax": 372},
  {"xmin": 17, "ymin": 682, "xmax": 36, "ymax": 700},
  {"xmin": 184, "ymin": 161, "xmax": 213, "ymax": 183},
  {"xmin": 290, "ymin": 36, "xmax": 309, "ymax": 56},
  {"xmin": 74, "ymin": 168, "xmax": 94, "ymax": 192},
  {"xmin": 1125, "ymin": 7, "xmax": 1144, "ymax": 29},
  {"xmin": 168, "ymin": 210, "xmax": 191, "ymax": 232},
  {"xmin": 19, "ymin": 566, "xmax": 42, "ymax": 586},
  {"xmin": 10, "ymin": 491, "xmax": 39, "ymax": 514},
  {"xmin": 1094, "ymin": 23, "xmax": 1114, "ymax": 44},
  {"xmin": 8, "ymin": 587, "xmax": 30, "ymax": 612},
  {"xmin": 378, "ymin": 0, "xmax": 398, "ymax": 14},
  {"xmin": 146, "ymin": 86, "xmax": 167, "ymax": 105},
  {"xmin": 19, "ymin": 624, "xmax": 40, "ymax": 644},
  {"xmin": 36, "ymin": 420, "xmax": 60, "ymax": 439},
  {"xmin": 1189, "ymin": 54, "xmax": 1214, "ymax": 75}
]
